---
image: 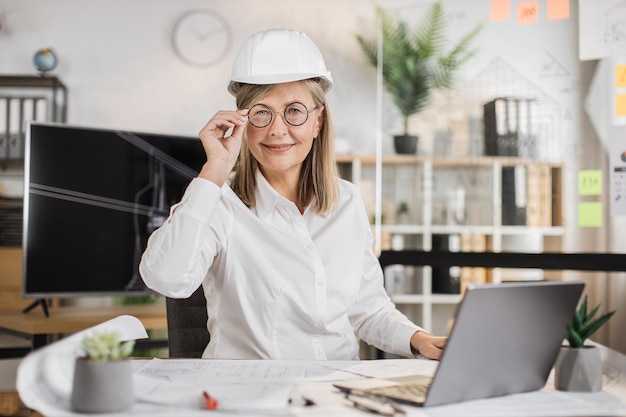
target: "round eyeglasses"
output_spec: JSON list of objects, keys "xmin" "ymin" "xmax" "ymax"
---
[{"xmin": 248, "ymin": 101, "xmax": 318, "ymax": 128}]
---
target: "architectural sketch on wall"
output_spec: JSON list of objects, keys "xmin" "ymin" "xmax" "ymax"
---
[
  {"xmin": 539, "ymin": 51, "xmax": 571, "ymax": 78},
  {"xmin": 579, "ymin": 0, "xmax": 626, "ymax": 60},
  {"xmin": 604, "ymin": 3, "xmax": 626, "ymax": 43},
  {"xmin": 415, "ymin": 56, "xmax": 563, "ymax": 163}
]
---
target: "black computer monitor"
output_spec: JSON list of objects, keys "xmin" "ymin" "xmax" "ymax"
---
[{"xmin": 23, "ymin": 122, "xmax": 205, "ymax": 299}]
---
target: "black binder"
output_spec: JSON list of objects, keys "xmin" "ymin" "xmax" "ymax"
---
[
  {"xmin": 431, "ymin": 234, "xmax": 461, "ymax": 294},
  {"xmin": 501, "ymin": 165, "xmax": 527, "ymax": 225},
  {"xmin": 484, "ymin": 97, "xmax": 536, "ymax": 157}
]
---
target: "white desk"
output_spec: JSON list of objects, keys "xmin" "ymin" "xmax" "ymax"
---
[
  {"xmin": 128, "ymin": 355, "xmax": 626, "ymax": 417},
  {"xmin": 20, "ymin": 355, "xmax": 626, "ymax": 416},
  {"xmin": 16, "ymin": 316, "xmax": 626, "ymax": 417}
]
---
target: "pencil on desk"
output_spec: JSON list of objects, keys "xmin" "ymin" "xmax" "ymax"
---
[{"xmin": 203, "ymin": 391, "xmax": 218, "ymax": 410}]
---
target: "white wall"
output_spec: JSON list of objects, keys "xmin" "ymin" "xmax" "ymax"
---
[
  {"xmin": 0, "ymin": 0, "xmax": 378, "ymax": 150},
  {"xmin": 0, "ymin": 0, "xmax": 588, "ymax": 156}
]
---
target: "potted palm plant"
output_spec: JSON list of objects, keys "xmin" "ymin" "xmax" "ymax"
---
[
  {"xmin": 554, "ymin": 295, "xmax": 615, "ymax": 392},
  {"xmin": 357, "ymin": 3, "xmax": 482, "ymax": 154},
  {"xmin": 70, "ymin": 330, "xmax": 136, "ymax": 413}
]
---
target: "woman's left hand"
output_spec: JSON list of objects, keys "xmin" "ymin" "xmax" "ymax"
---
[{"xmin": 410, "ymin": 331, "xmax": 447, "ymax": 360}]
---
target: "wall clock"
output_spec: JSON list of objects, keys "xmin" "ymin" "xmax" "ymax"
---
[{"xmin": 171, "ymin": 10, "xmax": 232, "ymax": 67}]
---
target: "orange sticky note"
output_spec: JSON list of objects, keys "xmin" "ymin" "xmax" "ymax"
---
[
  {"xmin": 490, "ymin": 0, "xmax": 510, "ymax": 21},
  {"xmin": 518, "ymin": 1, "xmax": 539, "ymax": 24},
  {"xmin": 616, "ymin": 65, "xmax": 626, "ymax": 88},
  {"xmin": 547, "ymin": 0, "xmax": 569, "ymax": 20},
  {"xmin": 617, "ymin": 94, "xmax": 626, "ymax": 116}
]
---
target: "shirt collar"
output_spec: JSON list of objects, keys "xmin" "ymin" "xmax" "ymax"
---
[{"xmin": 255, "ymin": 170, "xmax": 290, "ymax": 218}]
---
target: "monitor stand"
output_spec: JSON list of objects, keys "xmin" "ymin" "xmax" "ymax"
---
[{"xmin": 22, "ymin": 298, "xmax": 50, "ymax": 317}]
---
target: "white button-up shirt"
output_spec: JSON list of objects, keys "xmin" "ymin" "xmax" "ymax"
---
[{"xmin": 139, "ymin": 173, "xmax": 422, "ymax": 360}]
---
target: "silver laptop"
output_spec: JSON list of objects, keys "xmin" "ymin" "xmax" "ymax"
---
[{"xmin": 335, "ymin": 280, "xmax": 584, "ymax": 407}]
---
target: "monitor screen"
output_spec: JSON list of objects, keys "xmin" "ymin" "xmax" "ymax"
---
[{"xmin": 23, "ymin": 122, "xmax": 205, "ymax": 298}]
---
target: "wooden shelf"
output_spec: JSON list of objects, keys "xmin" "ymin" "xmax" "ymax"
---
[
  {"xmin": 337, "ymin": 153, "xmax": 565, "ymax": 334},
  {"xmin": 391, "ymin": 293, "xmax": 462, "ymax": 305},
  {"xmin": 0, "ymin": 75, "xmax": 67, "ymax": 89},
  {"xmin": 336, "ymin": 153, "xmax": 563, "ymax": 168},
  {"xmin": 0, "ymin": 303, "xmax": 166, "ymax": 335}
]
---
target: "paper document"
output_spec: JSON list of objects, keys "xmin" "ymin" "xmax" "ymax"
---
[
  {"xmin": 136, "ymin": 357, "xmax": 365, "ymax": 382},
  {"xmin": 133, "ymin": 358, "xmax": 370, "ymax": 412}
]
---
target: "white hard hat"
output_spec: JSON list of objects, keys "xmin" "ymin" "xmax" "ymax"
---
[{"xmin": 228, "ymin": 29, "xmax": 333, "ymax": 96}]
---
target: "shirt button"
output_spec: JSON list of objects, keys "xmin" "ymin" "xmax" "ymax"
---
[
  {"xmin": 317, "ymin": 321, "xmax": 324, "ymax": 328},
  {"xmin": 316, "ymin": 280, "xmax": 323, "ymax": 287},
  {"xmin": 306, "ymin": 243, "xmax": 314, "ymax": 250}
]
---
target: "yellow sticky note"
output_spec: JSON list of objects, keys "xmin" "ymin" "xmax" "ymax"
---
[
  {"xmin": 616, "ymin": 65, "xmax": 626, "ymax": 88},
  {"xmin": 490, "ymin": 0, "xmax": 510, "ymax": 21},
  {"xmin": 518, "ymin": 1, "xmax": 539, "ymax": 24},
  {"xmin": 617, "ymin": 94, "xmax": 626, "ymax": 116},
  {"xmin": 578, "ymin": 170, "xmax": 602, "ymax": 196},
  {"xmin": 547, "ymin": 0, "xmax": 569, "ymax": 20},
  {"xmin": 578, "ymin": 202, "xmax": 602, "ymax": 228}
]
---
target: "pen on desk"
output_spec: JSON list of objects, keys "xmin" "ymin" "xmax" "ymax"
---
[
  {"xmin": 203, "ymin": 391, "xmax": 219, "ymax": 410},
  {"xmin": 345, "ymin": 390, "xmax": 406, "ymax": 416}
]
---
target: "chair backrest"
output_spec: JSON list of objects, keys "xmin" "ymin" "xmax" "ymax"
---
[{"xmin": 165, "ymin": 286, "xmax": 210, "ymax": 358}]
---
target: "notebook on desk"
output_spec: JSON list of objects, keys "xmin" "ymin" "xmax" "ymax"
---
[{"xmin": 335, "ymin": 280, "xmax": 585, "ymax": 407}]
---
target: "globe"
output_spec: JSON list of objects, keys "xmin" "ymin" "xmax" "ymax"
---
[{"xmin": 33, "ymin": 48, "xmax": 58, "ymax": 74}]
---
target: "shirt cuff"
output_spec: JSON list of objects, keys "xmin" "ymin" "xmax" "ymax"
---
[{"xmin": 394, "ymin": 322, "xmax": 424, "ymax": 358}]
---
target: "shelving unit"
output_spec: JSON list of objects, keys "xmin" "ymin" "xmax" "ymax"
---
[
  {"xmin": 337, "ymin": 154, "xmax": 564, "ymax": 334},
  {"xmin": 0, "ymin": 76, "xmax": 67, "ymax": 312}
]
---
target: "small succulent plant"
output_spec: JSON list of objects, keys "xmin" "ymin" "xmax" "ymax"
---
[
  {"xmin": 81, "ymin": 331, "xmax": 135, "ymax": 361},
  {"xmin": 567, "ymin": 295, "xmax": 615, "ymax": 348}
]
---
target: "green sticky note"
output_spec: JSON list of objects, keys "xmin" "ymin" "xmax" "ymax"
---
[
  {"xmin": 578, "ymin": 170, "xmax": 602, "ymax": 196},
  {"xmin": 578, "ymin": 201, "xmax": 602, "ymax": 227}
]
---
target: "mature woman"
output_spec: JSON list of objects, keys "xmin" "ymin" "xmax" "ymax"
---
[{"xmin": 139, "ymin": 29, "xmax": 446, "ymax": 360}]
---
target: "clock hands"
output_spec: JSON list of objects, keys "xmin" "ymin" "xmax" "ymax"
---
[
  {"xmin": 172, "ymin": 9, "xmax": 232, "ymax": 66},
  {"xmin": 188, "ymin": 26, "xmax": 225, "ymax": 42}
]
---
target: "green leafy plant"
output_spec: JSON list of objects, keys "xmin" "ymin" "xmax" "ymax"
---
[
  {"xmin": 356, "ymin": 3, "xmax": 483, "ymax": 135},
  {"xmin": 567, "ymin": 295, "xmax": 615, "ymax": 348},
  {"xmin": 397, "ymin": 201, "xmax": 409, "ymax": 215},
  {"xmin": 81, "ymin": 331, "xmax": 135, "ymax": 361}
]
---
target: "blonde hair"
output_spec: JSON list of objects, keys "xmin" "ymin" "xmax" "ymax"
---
[{"xmin": 230, "ymin": 80, "xmax": 339, "ymax": 215}]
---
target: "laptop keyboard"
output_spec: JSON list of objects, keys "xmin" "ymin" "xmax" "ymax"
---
[{"xmin": 369, "ymin": 382, "xmax": 430, "ymax": 402}]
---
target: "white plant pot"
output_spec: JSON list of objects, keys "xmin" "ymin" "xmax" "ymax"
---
[
  {"xmin": 70, "ymin": 358, "xmax": 134, "ymax": 413},
  {"xmin": 554, "ymin": 346, "xmax": 602, "ymax": 392}
]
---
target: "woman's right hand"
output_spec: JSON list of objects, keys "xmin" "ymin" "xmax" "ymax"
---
[{"xmin": 197, "ymin": 109, "xmax": 248, "ymax": 186}]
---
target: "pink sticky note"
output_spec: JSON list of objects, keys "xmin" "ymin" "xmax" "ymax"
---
[
  {"xmin": 518, "ymin": 1, "xmax": 539, "ymax": 25},
  {"xmin": 490, "ymin": 0, "xmax": 510, "ymax": 21},
  {"xmin": 547, "ymin": 0, "xmax": 569, "ymax": 20}
]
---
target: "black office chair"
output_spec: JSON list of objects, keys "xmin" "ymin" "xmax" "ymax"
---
[{"xmin": 165, "ymin": 286, "xmax": 210, "ymax": 358}]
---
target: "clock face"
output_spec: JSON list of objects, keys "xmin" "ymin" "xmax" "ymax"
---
[{"xmin": 172, "ymin": 10, "xmax": 232, "ymax": 67}]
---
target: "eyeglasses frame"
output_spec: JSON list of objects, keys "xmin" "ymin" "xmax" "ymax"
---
[{"xmin": 247, "ymin": 101, "xmax": 320, "ymax": 128}]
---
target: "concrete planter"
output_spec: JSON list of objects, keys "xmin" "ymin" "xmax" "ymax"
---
[
  {"xmin": 554, "ymin": 346, "xmax": 602, "ymax": 392},
  {"xmin": 70, "ymin": 358, "xmax": 134, "ymax": 413}
]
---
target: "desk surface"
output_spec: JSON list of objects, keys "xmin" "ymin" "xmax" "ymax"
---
[
  {"xmin": 19, "ymin": 356, "xmax": 626, "ymax": 417},
  {"xmin": 0, "ymin": 303, "xmax": 167, "ymax": 336},
  {"xmin": 14, "ymin": 313, "xmax": 626, "ymax": 417}
]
